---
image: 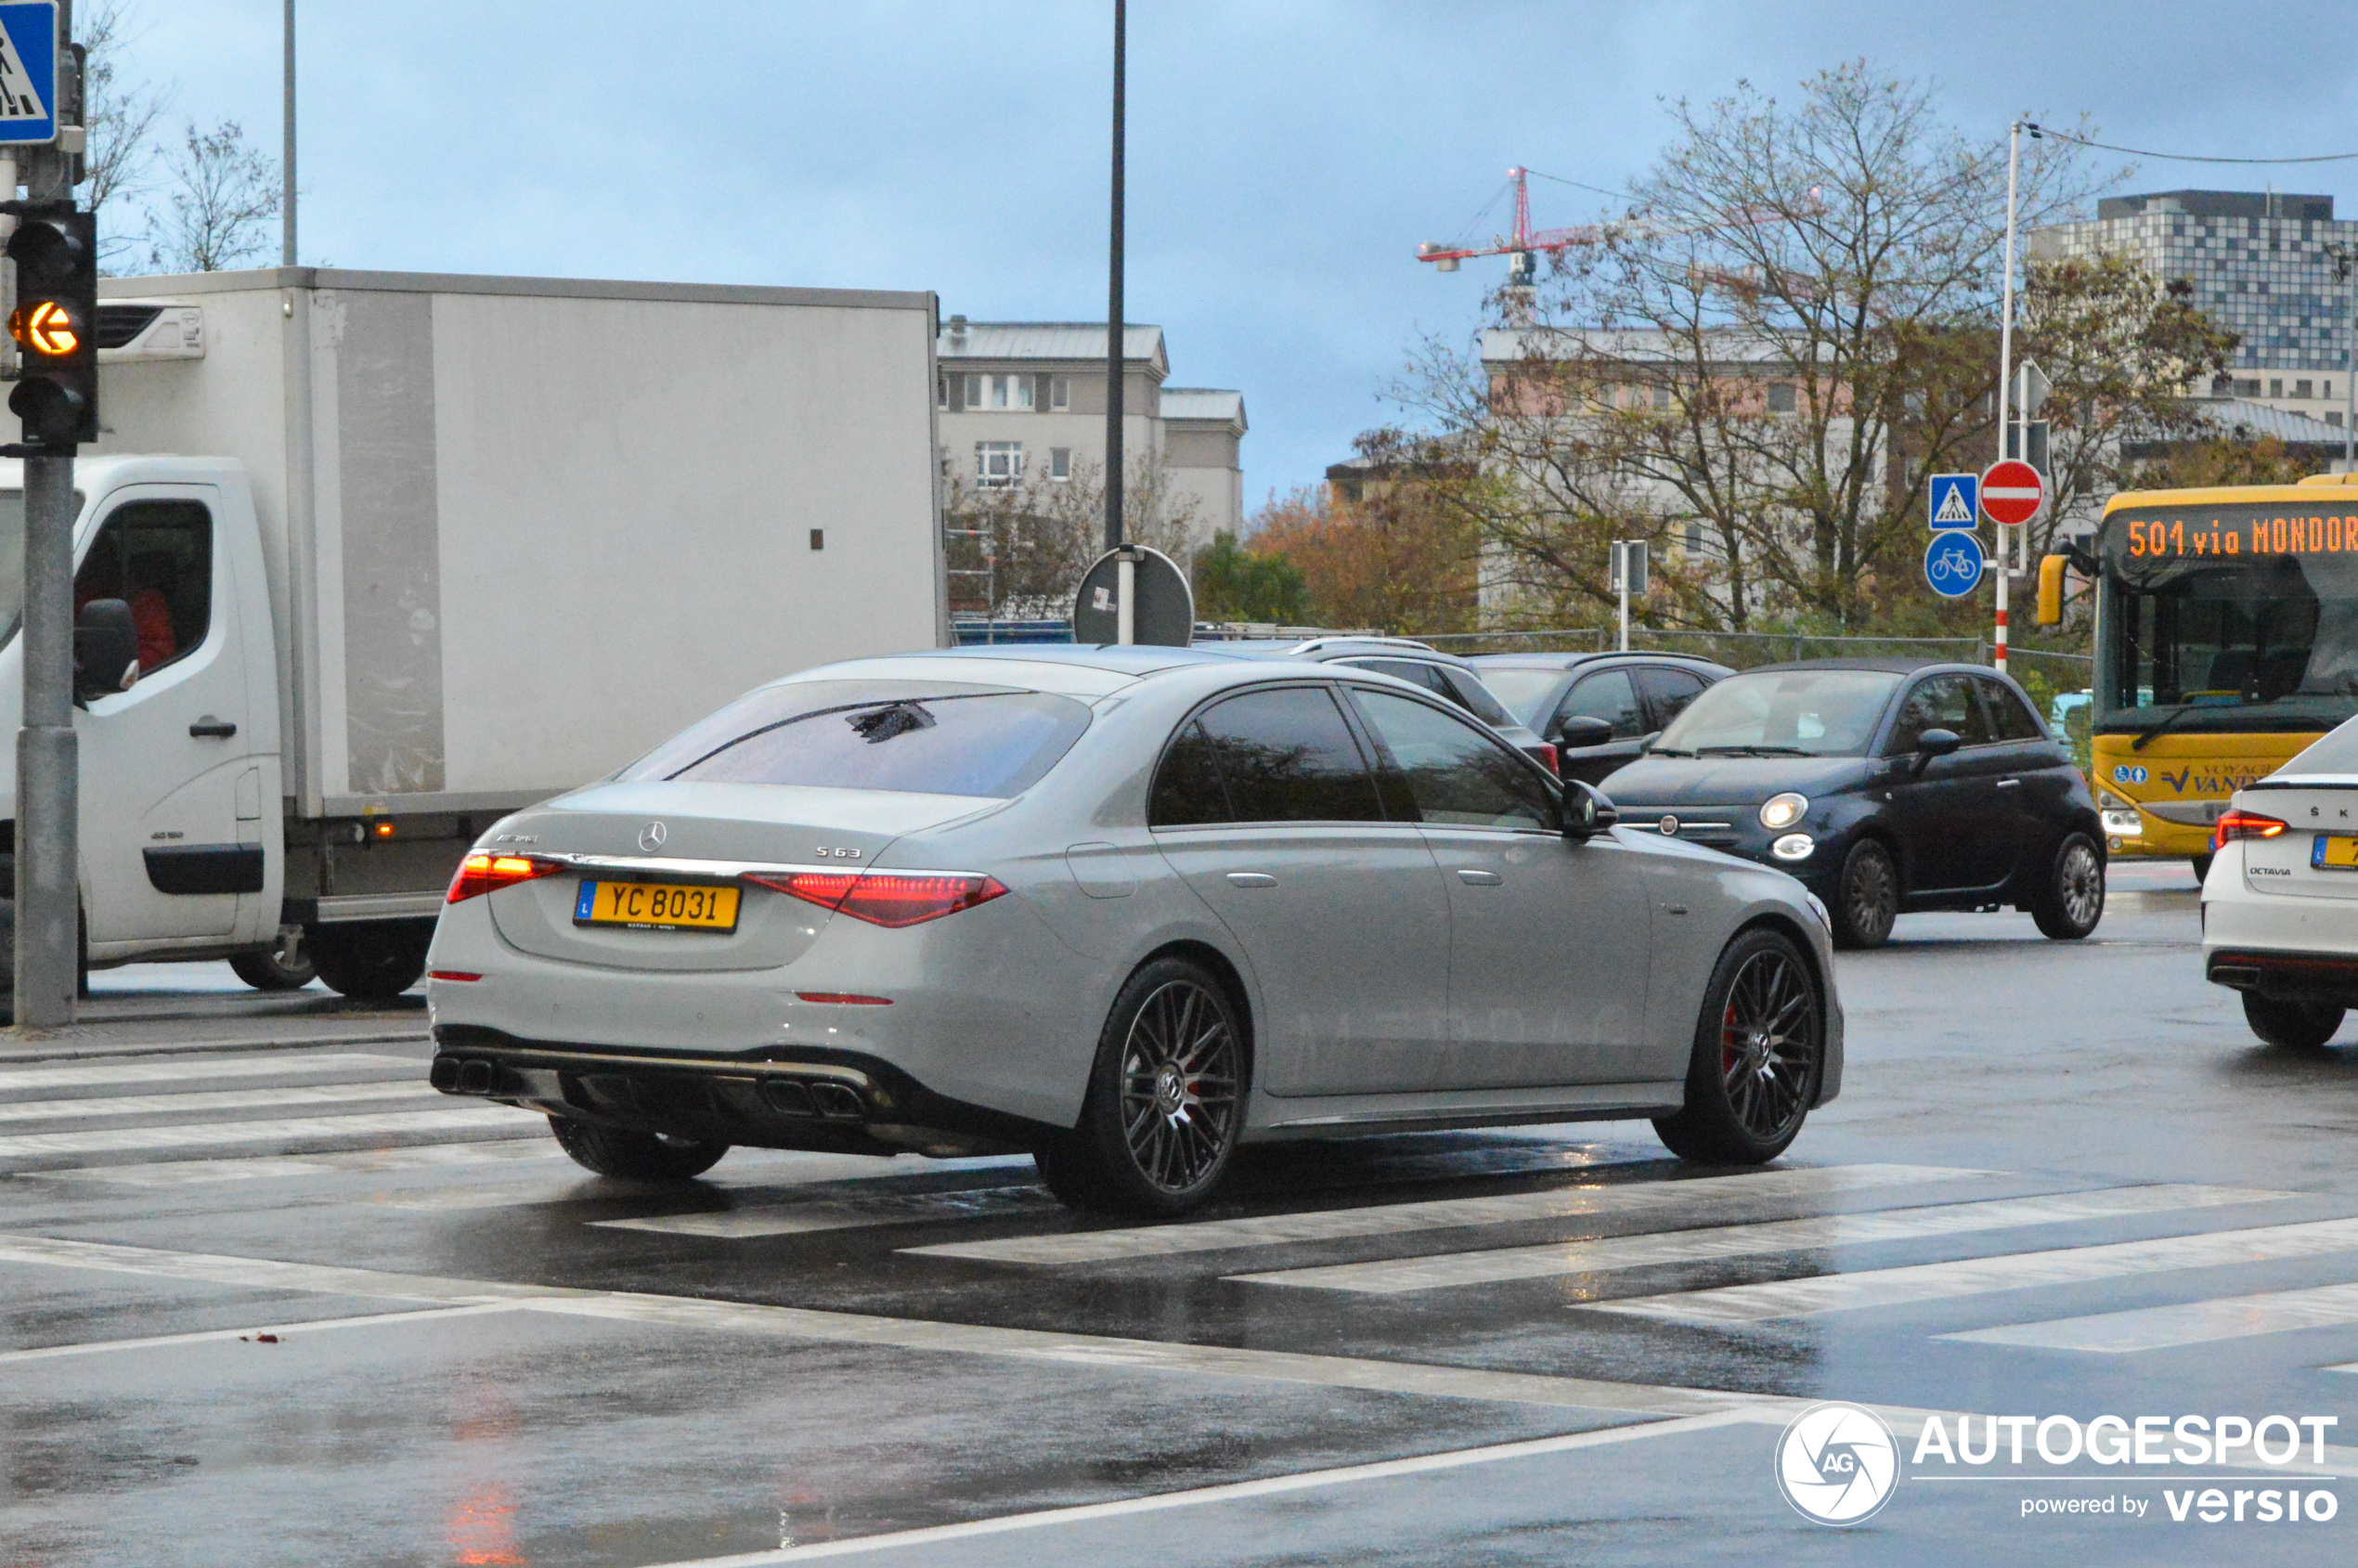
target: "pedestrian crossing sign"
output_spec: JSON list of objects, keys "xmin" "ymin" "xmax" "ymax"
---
[
  {"xmin": 1928, "ymin": 473, "xmax": 1978, "ymax": 532},
  {"xmin": 0, "ymin": 2, "xmax": 55, "ymax": 145}
]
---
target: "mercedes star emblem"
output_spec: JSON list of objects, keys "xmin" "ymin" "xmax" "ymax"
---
[{"xmin": 638, "ymin": 821, "xmax": 667, "ymax": 851}]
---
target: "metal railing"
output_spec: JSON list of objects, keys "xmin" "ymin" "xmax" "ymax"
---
[{"xmin": 1412, "ymin": 626, "xmax": 2092, "ymax": 679}]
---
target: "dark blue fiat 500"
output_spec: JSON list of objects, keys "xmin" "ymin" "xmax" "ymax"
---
[{"xmin": 1601, "ymin": 658, "xmax": 2105, "ymax": 948}]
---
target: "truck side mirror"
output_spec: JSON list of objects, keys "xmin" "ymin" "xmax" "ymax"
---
[
  {"xmin": 1552, "ymin": 714, "xmax": 1615, "ymax": 750},
  {"xmin": 1561, "ymin": 779, "xmax": 1620, "ymax": 840},
  {"xmin": 73, "ymin": 599, "xmax": 139, "ymax": 706}
]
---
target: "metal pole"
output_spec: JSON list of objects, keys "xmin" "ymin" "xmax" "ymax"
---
[
  {"xmin": 2344, "ymin": 251, "xmax": 2355, "ymax": 472},
  {"xmin": 1103, "ymin": 0, "xmax": 1125, "ymax": 559},
  {"xmin": 13, "ymin": 0, "xmax": 79, "ymax": 1027},
  {"xmin": 1616, "ymin": 544, "xmax": 1630, "ymax": 652},
  {"xmin": 281, "ymin": 0, "xmax": 296, "ymax": 267},
  {"xmin": 1992, "ymin": 119, "xmax": 2020, "ymax": 676}
]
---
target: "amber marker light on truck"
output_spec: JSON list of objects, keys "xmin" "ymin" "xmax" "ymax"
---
[{"xmin": 2213, "ymin": 809, "xmax": 2288, "ymax": 849}]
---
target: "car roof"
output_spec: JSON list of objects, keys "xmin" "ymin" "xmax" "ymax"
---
[
  {"xmin": 1470, "ymin": 651, "xmax": 1730, "ymax": 672},
  {"xmin": 1190, "ymin": 638, "xmax": 1477, "ymax": 669},
  {"xmin": 1742, "ymin": 656, "xmax": 1979, "ymax": 676}
]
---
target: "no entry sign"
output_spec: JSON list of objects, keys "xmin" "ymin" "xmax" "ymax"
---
[{"xmin": 1979, "ymin": 460, "xmax": 2044, "ymax": 526}]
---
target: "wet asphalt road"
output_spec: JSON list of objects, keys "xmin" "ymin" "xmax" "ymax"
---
[{"xmin": 6, "ymin": 862, "xmax": 2358, "ymax": 1566}]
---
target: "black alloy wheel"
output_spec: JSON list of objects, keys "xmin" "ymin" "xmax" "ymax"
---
[
  {"xmin": 2242, "ymin": 992, "xmax": 2346, "ymax": 1053},
  {"xmin": 1654, "ymin": 927, "xmax": 1824, "ymax": 1164},
  {"xmin": 1831, "ymin": 838, "xmax": 1898, "ymax": 950},
  {"xmin": 308, "ymin": 923, "xmax": 431, "ymax": 1000},
  {"xmin": 2030, "ymin": 832, "xmax": 2105, "ymax": 940},
  {"xmin": 1036, "ymin": 957, "xmax": 1245, "ymax": 1215},
  {"xmin": 549, "ymin": 1116, "xmax": 730, "ymax": 1181}
]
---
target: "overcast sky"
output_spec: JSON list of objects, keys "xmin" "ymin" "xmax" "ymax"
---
[{"xmin": 119, "ymin": 1, "xmax": 2358, "ymax": 516}]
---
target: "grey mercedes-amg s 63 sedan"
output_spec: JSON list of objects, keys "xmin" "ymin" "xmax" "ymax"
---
[{"xmin": 425, "ymin": 645, "xmax": 1845, "ymax": 1215}]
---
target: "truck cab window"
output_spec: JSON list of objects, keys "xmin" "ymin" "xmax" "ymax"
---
[{"xmin": 74, "ymin": 500, "xmax": 212, "ymax": 676}]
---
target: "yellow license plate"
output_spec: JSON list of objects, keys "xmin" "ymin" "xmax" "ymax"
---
[
  {"xmin": 2315, "ymin": 836, "xmax": 2358, "ymax": 870},
  {"xmin": 574, "ymin": 880, "xmax": 741, "ymax": 931}
]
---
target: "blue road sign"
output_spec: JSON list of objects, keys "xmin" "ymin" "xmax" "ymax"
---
[
  {"xmin": 1924, "ymin": 529, "xmax": 1986, "ymax": 599},
  {"xmin": 0, "ymin": 3, "xmax": 55, "ymax": 146},
  {"xmin": 1927, "ymin": 473, "xmax": 1978, "ymax": 531}
]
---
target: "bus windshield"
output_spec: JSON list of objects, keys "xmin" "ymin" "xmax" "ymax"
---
[{"xmin": 2098, "ymin": 500, "xmax": 2358, "ymax": 735}]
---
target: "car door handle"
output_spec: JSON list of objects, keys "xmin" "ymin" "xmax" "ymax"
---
[
  {"xmin": 188, "ymin": 718, "xmax": 239, "ymax": 739},
  {"xmin": 1224, "ymin": 873, "xmax": 1276, "ymax": 889},
  {"xmin": 1455, "ymin": 868, "xmax": 1502, "ymax": 885},
  {"xmin": 1995, "ymin": 777, "xmax": 2021, "ymax": 789}
]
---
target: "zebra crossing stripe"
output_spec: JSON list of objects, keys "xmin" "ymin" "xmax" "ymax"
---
[
  {"xmin": 0, "ymin": 1052, "xmax": 420, "ymax": 1094},
  {"xmin": 594, "ymin": 1185, "xmax": 1062, "ymax": 1238},
  {"xmin": 18, "ymin": 1140, "xmax": 572, "ymax": 1186},
  {"xmin": 1586, "ymin": 1215, "xmax": 2358, "ymax": 1325},
  {"xmin": 904, "ymin": 1164, "xmax": 1990, "ymax": 1265},
  {"xmin": 0, "ymin": 1081, "xmax": 447, "ymax": 1124},
  {"xmin": 1942, "ymin": 1279, "xmax": 2358, "ymax": 1353},
  {"xmin": 0, "ymin": 1105, "xmax": 549, "ymax": 1163},
  {"xmin": 1229, "ymin": 1185, "xmax": 2287, "ymax": 1294}
]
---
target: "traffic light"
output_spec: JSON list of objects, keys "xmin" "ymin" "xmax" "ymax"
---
[{"xmin": 6, "ymin": 205, "xmax": 97, "ymax": 447}]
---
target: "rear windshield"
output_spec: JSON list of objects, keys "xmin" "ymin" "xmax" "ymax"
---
[
  {"xmin": 617, "ymin": 680, "xmax": 1091, "ymax": 797},
  {"xmin": 1654, "ymin": 669, "xmax": 1900, "ymax": 758},
  {"xmin": 2281, "ymin": 713, "xmax": 2358, "ymax": 776},
  {"xmin": 1471, "ymin": 666, "xmax": 1565, "ymax": 726}
]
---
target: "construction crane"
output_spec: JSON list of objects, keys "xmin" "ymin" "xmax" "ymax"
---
[{"xmin": 1417, "ymin": 166, "xmax": 1815, "ymax": 286}]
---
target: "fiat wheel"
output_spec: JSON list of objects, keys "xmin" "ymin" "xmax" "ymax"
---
[
  {"xmin": 2031, "ymin": 832, "xmax": 2105, "ymax": 940},
  {"xmin": 1035, "ymin": 957, "xmax": 1245, "ymax": 1216},
  {"xmin": 1831, "ymin": 838, "xmax": 1898, "ymax": 950}
]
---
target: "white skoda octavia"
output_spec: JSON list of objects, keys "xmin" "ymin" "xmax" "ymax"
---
[
  {"xmin": 425, "ymin": 646, "xmax": 1844, "ymax": 1214},
  {"xmin": 2204, "ymin": 716, "xmax": 2358, "ymax": 1048}
]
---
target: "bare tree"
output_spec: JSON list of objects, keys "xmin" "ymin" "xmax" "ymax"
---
[
  {"xmin": 79, "ymin": 0, "xmax": 173, "ymax": 273},
  {"xmin": 144, "ymin": 119, "xmax": 279, "ymax": 274},
  {"xmin": 944, "ymin": 454, "xmax": 1200, "ymax": 620}
]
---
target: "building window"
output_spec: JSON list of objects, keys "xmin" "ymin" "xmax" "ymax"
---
[
  {"xmin": 2297, "ymin": 379, "xmax": 2315, "ymax": 398},
  {"xmin": 1050, "ymin": 375, "xmax": 1069, "ymax": 411},
  {"xmin": 963, "ymin": 373, "xmax": 982, "ymax": 409},
  {"xmin": 1050, "ymin": 447, "xmax": 1071, "ymax": 481},
  {"xmin": 937, "ymin": 377, "xmax": 948, "ymax": 410},
  {"xmin": 2237, "ymin": 378, "xmax": 2261, "ymax": 396},
  {"xmin": 1652, "ymin": 383, "xmax": 1670, "ymax": 410},
  {"xmin": 1767, "ymin": 382, "xmax": 1797, "ymax": 413},
  {"xmin": 1683, "ymin": 521, "xmax": 1705, "ymax": 555},
  {"xmin": 2333, "ymin": 412, "xmax": 2346, "ymax": 428},
  {"xmin": 2270, "ymin": 378, "xmax": 2284, "ymax": 397},
  {"xmin": 976, "ymin": 442, "xmax": 1024, "ymax": 487},
  {"xmin": 1013, "ymin": 374, "xmax": 1035, "ymax": 410}
]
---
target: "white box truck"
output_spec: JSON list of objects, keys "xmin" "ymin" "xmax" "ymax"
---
[{"xmin": 0, "ymin": 267, "xmax": 945, "ymax": 1001}]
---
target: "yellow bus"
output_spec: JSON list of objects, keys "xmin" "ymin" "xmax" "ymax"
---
[{"xmin": 2045, "ymin": 473, "xmax": 2358, "ymax": 876}]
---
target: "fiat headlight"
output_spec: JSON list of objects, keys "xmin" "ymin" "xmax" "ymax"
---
[{"xmin": 1759, "ymin": 792, "xmax": 1809, "ymax": 831}]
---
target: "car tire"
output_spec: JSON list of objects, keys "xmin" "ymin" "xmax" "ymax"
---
[
  {"xmin": 549, "ymin": 1116, "xmax": 729, "ymax": 1181},
  {"xmin": 2030, "ymin": 832, "xmax": 2105, "ymax": 940},
  {"xmin": 2241, "ymin": 992, "xmax": 2345, "ymax": 1052},
  {"xmin": 308, "ymin": 923, "xmax": 430, "ymax": 1000},
  {"xmin": 1034, "ymin": 956, "xmax": 1246, "ymax": 1216},
  {"xmin": 1830, "ymin": 838, "xmax": 1898, "ymax": 950},
  {"xmin": 1653, "ymin": 927, "xmax": 1824, "ymax": 1165},
  {"xmin": 229, "ymin": 927, "xmax": 318, "ymax": 991},
  {"xmin": 2191, "ymin": 852, "xmax": 2215, "ymax": 884}
]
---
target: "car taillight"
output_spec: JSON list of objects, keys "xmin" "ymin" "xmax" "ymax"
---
[
  {"xmin": 1532, "ymin": 743, "xmax": 1560, "ymax": 776},
  {"xmin": 746, "ymin": 870, "xmax": 1008, "ymax": 927},
  {"xmin": 2214, "ymin": 809, "xmax": 2288, "ymax": 849},
  {"xmin": 447, "ymin": 852, "xmax": 564, "ymax": 903}
]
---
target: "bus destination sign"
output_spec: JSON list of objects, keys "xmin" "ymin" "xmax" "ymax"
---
[{"xmin": 2118, "ymin": 507, "xmax": 2358, "ymax": 562}]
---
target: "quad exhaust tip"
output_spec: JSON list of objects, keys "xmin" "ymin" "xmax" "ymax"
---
[{"xmin": 430, "ymin": 1056, "xmax": 499, "ymax": 1095}]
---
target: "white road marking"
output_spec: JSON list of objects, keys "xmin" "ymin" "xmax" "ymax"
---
[
  {"xmin": 0, "ymin": 1080, "xmax": 447, "ymax": 1124},
  {"xmin": 17, "ymin": 1140, "xmax": 571, "ymax": 1186},
  {"xmin": 1943, "ymin": 1280, "xmax": 2358, "ymax": 1353},
  {"xmin": 0, "ymin": 1052, "xmax": 419, "ymax": 1093},
  {"xmin": 0, "ymin": 1105, "xmax": 549, "ymax": 1162},
  {"xmin": 0, "ymin": 1303, "xmax": 526, "ymax": 1363},
  {"xmin": 1232, "ymin": 1185, "xmax": 2287, "ymax": 1294},
  {"xmin": 594, "ymin": 1186, "xmax": 1063, "ymax": 1238},
  {"xmin": 1589, "ymin": 1215, "xmax": 2358, "ymax": 1325},
  {"xmin": 903, "ymin": 1163, "xmax": 1992, "ymax": 1265}
]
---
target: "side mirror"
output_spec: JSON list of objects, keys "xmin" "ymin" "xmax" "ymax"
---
[
  {"xmin": 1552, "ymin": 714, "xmax": 1615, "ymax": 750},
  {"xmin": 73, "ymin": 599, "xmax": 139, "ymax": 706},
  {"xmin": 1908, "ymin": 726, "xmax": 1961, "ymax": 775},
  {"xmin": 1561, "ymin": 779, "xmax": 1621, "ymax": 840}
]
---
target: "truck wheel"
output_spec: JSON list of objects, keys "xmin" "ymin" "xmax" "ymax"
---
[
  {"xmin": 2030, "ymin": 833, "xmax": 2105, "ymax": 940},
  {"xmin": 549, "ymin": 1116, "xmax": 728, "ymax": 1181},
  {"xmin": 1034, "ymin": 956, "xmax": 1246, "ymax": 1216},
  {"xmin": 308, "ymin": 923, "xmax": 430, "ymax": 1000},
  {"xmin": 2242, "ymin": 993, "xmax": 2345, "ymax": 1052},
  {"xmin": 1830, "ymin": 838, "xmax": 1898, "ymax": 950},
  {"xmin": 1653, "ymin": 927, "xmax": 1824, "ymax": 1165},
  {"xmin": 229, "ymin": 927, "xmax": 318, "ymax": 991}
]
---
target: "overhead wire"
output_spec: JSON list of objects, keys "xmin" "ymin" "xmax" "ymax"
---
[{"xmin": 2025, "ymin": 122, "xmax": 2358, "ymax": 165}]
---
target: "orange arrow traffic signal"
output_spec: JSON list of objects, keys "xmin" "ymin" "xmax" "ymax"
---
[{"xmin": 8, "ymin": 300, "xmax": 79, "ymax": 357}]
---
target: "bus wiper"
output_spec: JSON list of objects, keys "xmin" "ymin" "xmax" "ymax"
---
[
  {"xmin": 2130, "ymin": 706, "xmax": 2196, "ymax": 752},
  {"xmin": 1696, "ymin": 745, "xmax": 1812, "ymax": 757}
]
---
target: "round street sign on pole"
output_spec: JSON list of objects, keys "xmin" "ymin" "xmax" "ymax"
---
[
  {"xmin": 1072, "ymin": 547, "xmax": 1194, "ymax": 646},
  {"xmin": 1924, "ymin": 530, "xmax": 1986, "ymax": 600},
  {"xmin": 1979, "ymin": 460, "xmax": 2044, "ymax": 526}
]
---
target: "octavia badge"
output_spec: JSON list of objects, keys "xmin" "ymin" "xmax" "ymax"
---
[
  {"xmin": 1659, "ymin": 815, "xmax": 1680, "ymax": 836},
  {"xmin": 638, "ymin": 821, "xmax": 667, "ymax": 851}
]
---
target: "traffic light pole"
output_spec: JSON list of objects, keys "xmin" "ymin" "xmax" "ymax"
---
[{"xmin": 10, "ymin": 8, "xmax": 81, "ymax": 1029}]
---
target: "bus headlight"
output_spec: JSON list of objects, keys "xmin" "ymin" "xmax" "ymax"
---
[
  {"xmin": 1771, "ymin": 833, "xmax": 1816, "ymax": 861},
  {"xmin": 2097, "ymin": 784, "xmax": 2142, "ymax": 837},
  {"xmin": 1759, "ymin": 792, "xmax": 1809, "ymax": 830}
]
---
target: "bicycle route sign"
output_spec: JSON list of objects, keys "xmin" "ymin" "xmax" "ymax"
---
[{"xmin": 1924, "ymin": 529, "xmax": 1986, "ymax": 599}]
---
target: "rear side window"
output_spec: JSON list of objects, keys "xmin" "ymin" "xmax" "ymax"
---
[
  {"xmin": 1977, "ymin": 678, "xmax": 2050, "ymax": 741},
  {"xmin": 1436, "ymin": 667, "xmax": 1519, "ymax": 729},
  {"xmin": 622, "ymin": 680, "xmax": 1090, "ymax": 797},
  {"xmin": 1349, "ymin": 688, "xmax": 1555, "ymax": 831},
  {"xmin": 1345, "ymin": 658, "xmax": 1454, "ymax": 698},
  {"xmin": 1560, "ymin": 668, "xmax": 1646, "ymax": 739},
  {"xmin": 1153, "ymin": 686, "xmax": 1384, "ymax": 825},
  {"xmin": 1635, "ymin": 666, "xmax": 1707, "ymax": 729}
]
